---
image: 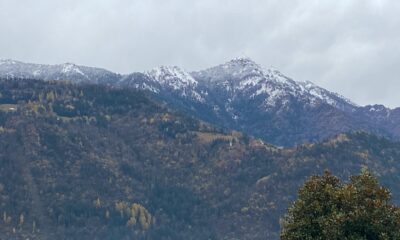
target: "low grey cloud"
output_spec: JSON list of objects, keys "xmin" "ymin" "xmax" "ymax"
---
[{"xmin": 1, "ymin": 0, "xmax": 399, "ymax": 107}]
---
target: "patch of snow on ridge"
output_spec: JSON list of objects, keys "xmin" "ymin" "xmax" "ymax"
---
[
  {"xmin": 238, "ymin": 75, "xmax": 264, "ymax": 90},
  {"xmin": 145, "ymin": 66, "xmax": 205, "ymax": 102},
  {"xmin": 146, "ymin": 66, "xmax": 197, "ymax": 89},
  {"xmin": 61, "ymin": 63, "xmax": 86, "ymax": 76},
  {"xmin": 299, "ymin": 81, "xmax": 357, "ymax": 107},
  {"xmin": 33, "ymin": 70, "xmax": 41, "ymax": 76},
  {"xmin": 367, "ymin": 105, "xmax": 387, "ymax": 112},
  {"xmin": 264, "ymin": 68, "xmax": 292, "ymax": 84},
  {"xmin": 265, "ymin": 88, "xmax": 286, "ymax": 107},
  {"xmin": 134, "ymin": 82, "xmax": 160, "ymax": 93}
]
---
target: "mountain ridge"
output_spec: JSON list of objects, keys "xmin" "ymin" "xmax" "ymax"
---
[
  {"xmin": 1, "ymin": 58, "xmax": 399, "ymax": 146},
  {"xmin": 0, "ymin": 57, "xmax": 374, "ymax": 109}
]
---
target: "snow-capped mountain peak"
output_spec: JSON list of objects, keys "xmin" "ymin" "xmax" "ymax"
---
[
  {"xmin": 0, "ymin": 59, "xmax": 120, "ymax": 84},
  {"xmin": 196, "ymin": 57, "xmax": 265, "ymax": 83},
  {"xmin": 191, "ymin": 58, "xmax": 358, "ymax": 111},
  {"xmin": 192, "ymin": 57, "xmax": 295, "ymax": 88}
]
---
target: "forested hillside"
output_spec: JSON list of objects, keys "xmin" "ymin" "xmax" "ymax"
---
[{"xmin": 1, "ymin": 78, "xmax": 400, "ymax": 239}]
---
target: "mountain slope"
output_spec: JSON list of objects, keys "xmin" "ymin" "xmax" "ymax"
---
[
  {"xmin": 2, "ymin": 58, "xmax": 400, "ymax": 146},
  {"xmin": 1, "ymin": 78, "xmax": 400, "ymax": 239},
  {"xmin": 123, "ymin": 58, "xmax": 400, "ymax": 146}
]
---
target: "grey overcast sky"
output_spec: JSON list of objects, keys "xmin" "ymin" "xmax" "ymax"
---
[{"xmin": 0, "ymin": 0, "xmax": 399, "ymax": 107}]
